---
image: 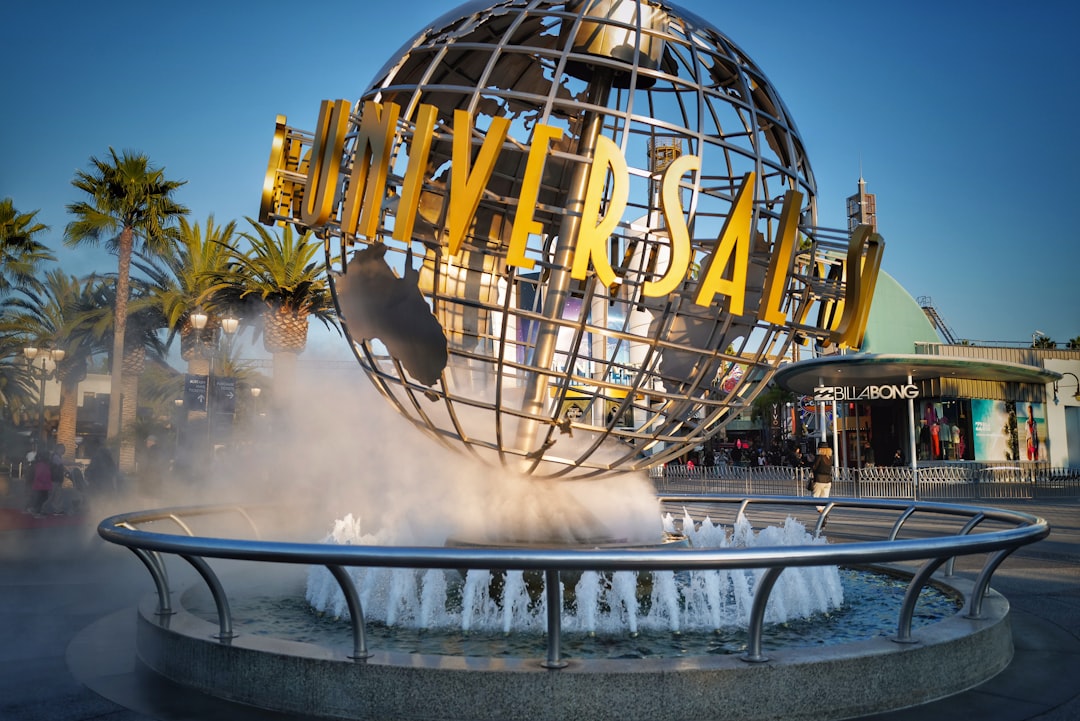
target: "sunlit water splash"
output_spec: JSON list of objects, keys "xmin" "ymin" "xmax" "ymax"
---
[{"xmin": 305, "ymin": 512, "xmax": 843, "ymax": 634}]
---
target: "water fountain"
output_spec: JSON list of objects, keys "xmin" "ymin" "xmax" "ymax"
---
[
  {"xmin": 87, "ymin": 2, "xmax": 1048, "ymax": 719},
  {"xmin": 97, "ymin": 494, "xmax": 1042, "ymax": 721},
  {"xmin": 260, "ymin": 0, "xmax": 885, "ymax": 680},
  {"xmin": 305, "ymin": 510, "xmax": 844, "ymax": 637}
]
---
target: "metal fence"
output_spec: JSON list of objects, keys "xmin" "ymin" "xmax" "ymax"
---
[{"xmin": 650, "ymin": 462, "xmax": 1080, "ymax": 500}]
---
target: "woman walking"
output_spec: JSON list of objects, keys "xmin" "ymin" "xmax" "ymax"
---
[{"xmin": 810, "ymin": 443, "xmax": 834, "ymax": 515}]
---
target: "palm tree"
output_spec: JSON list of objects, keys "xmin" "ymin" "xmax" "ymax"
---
[
  {"xmin": 0, "ymin": 198, "xmax": 55, "ymax": 298},
  {"xmin": 6, "ymin": 270, "xmax": 103, "ymax": 461},
  {"xmin": 137, "ymin": 216, "xmax": 268, "ymax": 477},
  {"xmin": 0, "ymin": 200, "xmax": 57, "ymax": 456},
  {"xmin": 213, "ymin": 219, "xmax": 338, "ymax": 407},
  {"xmin": 75, "ymin": 277, "xmax": 169, "ymax": 475},
  {"xmin": 0, "ymin": 322, "xmax": 39, "ymax": 430},
  {"xmin": 1032, "ymin": 333, "xmax": 1056, "ymax": 349},
  {"xmin": 136, "ymin": 215, "xmax": 240, "ymax": 379},
  {"xmin": 1067, "ymin": 336, "xmax": 1080, "ymax": 350},
  {"xmin": 64, "ymin": 148, "xmax": 188, "ymax": 449}
]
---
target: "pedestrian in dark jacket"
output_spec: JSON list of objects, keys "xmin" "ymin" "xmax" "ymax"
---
[{"xmin": 810, "ymin": 444, "xmax": 833, "ymax": 513}]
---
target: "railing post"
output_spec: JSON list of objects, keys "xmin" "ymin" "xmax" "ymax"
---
[
  {"xmin": 327, "ymin": 565, "xmax": 369, "ymax": 660},
  {"xmin": 181, "ymin": 554, "xmax": 234, "ymax": 641},
  {"xmin": 742, "ymin": 567, "xmax": 784, "ymax": 663},
  {"xmin": 888, "ymin": 505, "xmax": 917, "ymax": 541},
  {"xmin": 944, "ymin": 513, "xmax": 985, "ymax": 577},
  {"xmin": 893, "ymin": 556, "xmax": 948, "ymax": 644},
  {"xmin": 541, "ymin": 569, "xmax": 567, "ymax": 669},
  {"xmin": 965, "ymin": 548, "xmax": 1016, "ymax": 620},
  {"xmin": 130, "ymin": 547, "xmax": 173, "ymax": 617}
]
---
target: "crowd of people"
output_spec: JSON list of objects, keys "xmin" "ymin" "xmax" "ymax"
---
[
  {"xmin": 17, "ymin": 436, "xmax": 153, "ymax": 518},
  {"xmin": 13, "ymin": 431, "xmax": 224, "ymax": 519},
  {"xmin": 22, "ymin": 443, "xmax": 84, "ymax": 518},
  {"xmin": 675, "ymin": 439, "xmax": 909, "ymax": 472}
]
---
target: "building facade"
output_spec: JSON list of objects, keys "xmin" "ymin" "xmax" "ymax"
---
[{"xmin": 774, "ymin": 267, "xmax": 1079, "ymax": 469}]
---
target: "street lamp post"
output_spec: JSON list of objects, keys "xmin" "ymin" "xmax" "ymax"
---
[
  {"xmin": 188, "ymin": 311, "xmax": 239, "ymax": 459},
  {"xmin": 23, "ymin": 346, "xmax": 65, "ymax": 451},
  {"xmin": 250, "ymin": 387, "xmax": 262, "ymax": 441}
]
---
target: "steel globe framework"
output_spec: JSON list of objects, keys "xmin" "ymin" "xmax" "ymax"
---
[{"xmin": 260, "ymin": 0, "xmax": 881, "ymax": 478}]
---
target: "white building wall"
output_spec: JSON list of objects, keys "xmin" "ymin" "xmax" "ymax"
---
[
  {"xmin": 1044, "ymin": 359, "xmax": 1080, "ymax": 468},
  {"xmin": 42, "ymin": 373, "xmax": 111, "ymax": 406}
]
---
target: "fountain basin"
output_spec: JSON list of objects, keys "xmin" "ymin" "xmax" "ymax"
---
[
  {"xmin": 136, "ymin": 570, "xmax": 1010, "ymax": 721},
  {"xmin": 100, "ymin": 497, "xmax": 1049, "ymax": 721}
]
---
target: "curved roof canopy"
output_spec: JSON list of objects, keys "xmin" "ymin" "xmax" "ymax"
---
[{"xmin": 773, "ymin": 353, "xmax": 1061, "ymax": 396}]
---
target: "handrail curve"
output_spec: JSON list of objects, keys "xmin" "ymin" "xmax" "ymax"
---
[{"xmin": 98, "ymin": 495, "xmax": 1049, "ymax": 666}]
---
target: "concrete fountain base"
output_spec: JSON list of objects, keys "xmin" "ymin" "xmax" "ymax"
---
[{"xmin": 132, "ymin": 572, "xmax": 1012, "ymax": 721}]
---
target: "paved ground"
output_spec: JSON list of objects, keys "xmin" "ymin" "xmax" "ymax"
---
[{"xmin": 1, "ymin": 486, "xmax": 1077, "ymax": 721}]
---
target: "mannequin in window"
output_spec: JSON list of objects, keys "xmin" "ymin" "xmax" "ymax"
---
[{"xmin": 1026, "ymin": 404, "xmax": 1039, "ymax": 461}]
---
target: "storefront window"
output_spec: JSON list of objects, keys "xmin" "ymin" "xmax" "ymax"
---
[{"xmin": 916, "ymin": 400, "xmax": 972, "ymax": 460}]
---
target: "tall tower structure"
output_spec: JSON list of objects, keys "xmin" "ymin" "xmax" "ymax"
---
[
  {"xmin": 648, "ymin": 136, "xmax": 682, "ymax": 229},
  {"xmin": 846, "ymin": 174, "xmax": 876, "ymax": 232}
]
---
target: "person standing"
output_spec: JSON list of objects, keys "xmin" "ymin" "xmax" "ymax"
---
[
  {"xmin": 26, "ymin": 452, "xmax": 53, "ymax": 517},
  {"xmin": 810, "ymin": 443, "xmax": 834, "ymax": 514},
  {"xmin": 862, "ymin": 440, "xmax": 875, "ymax": 468},
  {"xmin": 790, "ymin": 446, "xmax": 808, "ymax": 468}
]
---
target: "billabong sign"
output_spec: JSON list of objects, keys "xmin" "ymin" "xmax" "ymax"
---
[{"xmin": 814, "ymin": 384, "xmax": 919, "ymax": 402}]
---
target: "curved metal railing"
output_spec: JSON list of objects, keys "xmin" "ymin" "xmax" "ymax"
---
[{"xmin": 97, "ymin": 496, "xmax": 1049, "ymax": 667}]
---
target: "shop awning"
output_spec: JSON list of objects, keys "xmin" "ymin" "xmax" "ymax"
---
[{"xmin": 772, "ymin": 353, "xmax": 1061, "ymax": 395}]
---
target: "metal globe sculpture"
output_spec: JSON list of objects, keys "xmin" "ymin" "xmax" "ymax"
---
[{"xmin": 259, "ymin": 0, "xmax": 882, "ymax": 479}]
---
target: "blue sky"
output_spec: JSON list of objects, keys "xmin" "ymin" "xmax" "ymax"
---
[{"xmin": 4, "ymin": 0, "xmax": 1079, "ymax": 355}]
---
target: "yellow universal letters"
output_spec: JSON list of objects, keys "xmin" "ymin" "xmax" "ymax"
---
[
  {"xmin": 267, "ymin": 98, "xmax": 885, "ymax": 347},
  {"xmin": 693, "ymin": 172, "xmax": 755, "ymax": 313},
  {"xmin": 341, "ymin": 100, "xmax": 401, "ymax": 240},
  {"xmin": 757, "ymin": 189, "xmax": 803, "ymax": 325},
  {"xmin": 828, "ymin": 225, "xmax": 884, "ymax": 348},
  {"xmin": 813, "ymin": 260, "xmax": 845, "ymax": 335},
  {"xmin": 259, "ymin": 115, "xmax": 289, "ymax": 225},
  {"xmin": 507, "ymin": 123, "xmax": 564, "ymax": 269},
  {"xmin": 643, "ymin": 153, "xmax": 699, "ymax": 297},
  {"xmin": 571, "ymin": 134, "xmax": 627, "ymax": 287},
  {"xmin": 446, "ymin": 111, "xmax": 511, "ymax": 256},
  {"xmin": 301, "ymin": 99, "xmax": 352, "ymax": 227},
  {"xmin": 391, "ymin": 103, "xmax": 439, "ymax": 244}
]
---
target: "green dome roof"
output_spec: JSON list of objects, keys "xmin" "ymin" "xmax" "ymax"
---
[{"xmin": 858, "ymin": 271, "xmax": 941, "ymax": 353}]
